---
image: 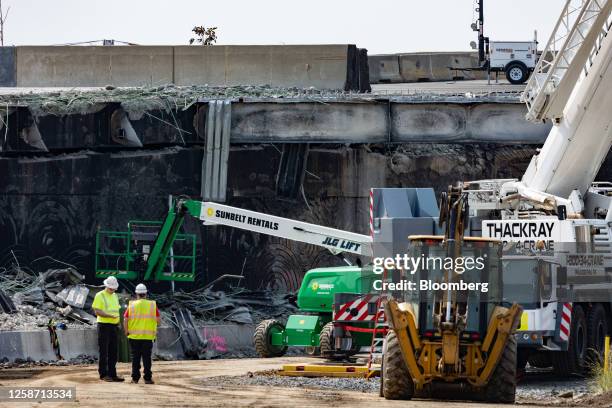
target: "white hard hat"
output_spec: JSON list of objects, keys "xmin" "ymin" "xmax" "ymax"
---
[
  {"xmin": 103, "ymin": 276, "xmax": 119, "ymax": 290},
  {"xmin": 135, "ymin": 283, "xmax": 148, "ymax": 294}
]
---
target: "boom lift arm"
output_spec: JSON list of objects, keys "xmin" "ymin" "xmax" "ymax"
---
[{"xmin": 100, "ymin": 198, "xmax": 373, "ymax": 283}]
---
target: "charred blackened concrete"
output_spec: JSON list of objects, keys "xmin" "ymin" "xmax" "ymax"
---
[{"xmin": 1, "ymin": 94, "xmax": 609, "ymax": 292}]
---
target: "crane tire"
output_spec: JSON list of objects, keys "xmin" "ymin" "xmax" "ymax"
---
[
  {"xmin": 587, "ymin": 304, "xmax": 608, "ymax": 367},
  {"xmin": 552, "ymin": 305, "xmax": 587, "ymax": 374}
]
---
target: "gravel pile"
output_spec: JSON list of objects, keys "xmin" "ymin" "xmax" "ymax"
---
[
  {"xmin": 201, "ymin": 370, "xmax": 596, "ymax": 404},
  {"xmin": 202, "ymin": 373, "xmax": 380, "ymax": 393},
  {"xmin": 517, "ymin": 373, "xmax": 591, "ymax": 403}
]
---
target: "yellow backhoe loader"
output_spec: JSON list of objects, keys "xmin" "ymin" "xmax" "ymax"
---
[{"xmin": 380, "ymin": 184, "xmax": 523, "ymax": 403}]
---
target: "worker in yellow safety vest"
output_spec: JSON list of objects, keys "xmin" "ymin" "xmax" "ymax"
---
[
  {"xmin": 123, "ymin": 283, "xmax": 160, "ymax": 384},
  {"xmin": 92, "ymin": 276, "xmax": 124, "ymax": 382}
]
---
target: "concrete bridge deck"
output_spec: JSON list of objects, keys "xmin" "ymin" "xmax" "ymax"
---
[{"xmin": 0, "ymin": 85, "xmax": 548, "ymax": 153}]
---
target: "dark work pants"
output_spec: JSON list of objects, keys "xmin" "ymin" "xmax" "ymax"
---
[
  {"xmin": 129, "ymin": 339, "xmax": 153, "ymax": 381},
  {"xmin": 97, "ymin": 323, "xmax": 118, "ymax": 379}
]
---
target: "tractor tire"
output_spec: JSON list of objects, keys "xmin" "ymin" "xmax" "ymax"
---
[
  {"xmin": 381, "ymin": 331, "xmax": 414, "ymax": 400},
  {"xmin": 505, "ymin": 62, "xmax": 529, "ymax": 84},
  {"xmin": 319, "ymin": 322, "xmax": 335, "ymax": 358},
  {"xmin": 552, "ymin": 305, "xmax": 587, "ymax": 375},
  {"xmin": 527, "ymin": 352, "xmax": 552, "ymax": 368},
  {"xmin": 587, "ymin": 304, "xmax": 608, "ymax": 367},
  {"xmin": 483, "ymin": 334, "xmax": 517, "ymax": 404},
  {"xmin": 253, "ymin": 319, "xmax": 288, "ymax": 358}
]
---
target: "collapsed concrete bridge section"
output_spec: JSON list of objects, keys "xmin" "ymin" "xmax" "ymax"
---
[
  {"xmin": 0, "ymin": 93, "xmax": 550, "ymax": 153},
  {"xmin": 2, "ymin": 90, "xmax": 610, "ymax": 292}
]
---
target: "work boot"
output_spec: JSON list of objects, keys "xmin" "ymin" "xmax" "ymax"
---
[
  {"xmin": 130, "ymin": 379, "xmax": 139, "ymax": 384},
  {"xmin": 144, "ymin": 379, "xmax": 155, "ymax": 384},
  {"xmin": 105, "ymin": 376, "xmax": 125, "ymax": 382}
]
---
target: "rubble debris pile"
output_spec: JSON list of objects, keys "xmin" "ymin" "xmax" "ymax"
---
[
  {"xmin": 0, "ymin": 261, "xmax": 297, "ymax": 333},
  {"xmin": 153, "ymin": 279, "xmax": 298, "ymax": 327},
  {"xmin": 0, "ymin": 262, "xmax": 97, "ymax": 330}
]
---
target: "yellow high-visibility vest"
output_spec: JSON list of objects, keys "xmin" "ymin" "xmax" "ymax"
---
[
  {"xmin": 92, "ymin": 289, "xmax": 120, "ymax": 324},
  {"xmin": 127, "ymin": 299, "xmax": 158, "ymax": 340}
]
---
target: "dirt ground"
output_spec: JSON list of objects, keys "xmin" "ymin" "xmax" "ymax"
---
[{"xmin": 0, "ymin": 357, "xmax": 577, "ymax": 407}]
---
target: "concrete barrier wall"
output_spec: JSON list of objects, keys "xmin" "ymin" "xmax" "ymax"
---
[
  {"xmin": 370, "ymin": 52, "xmax": 488, "ymax": 83},
  {"xmin": 368, "ymin": 54, "xmax": 402, "ymax": 83},
  {"xmin": 174, "ymin": 45, "xmax": 350, "ymax": 89},
  {"xmin": 16, "ymin": 46, "xmax": 174, "ymax": 87},
  {"xmin": 0, "ymin": 324, "xmax": 256, "ymax": 362},
  {"xmin": 2, "ymin": 45, "xmax": 366, "ymax": 90},
  {"xmin": 0, "ymin": 330, "xmax": 58, "ymax": 361}
]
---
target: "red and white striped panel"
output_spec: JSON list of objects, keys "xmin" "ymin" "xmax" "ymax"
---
[
  {"xmin": 334, "ymin": 294, "xmax": 379, "ymax": 322},
  {"xmin": 559, "ymin": 303, "xmax": 572, "ymax": 342},
  {"xmin": 369, "ymin": 189, "xmax": 374, "ymax": 238}
]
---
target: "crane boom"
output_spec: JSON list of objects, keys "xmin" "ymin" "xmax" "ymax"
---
[
  {"xmin": 522, "ymin": 0, "xmax": 612, "ymax": 123},
  {"xmin": 521, "ymin": 1, "xmax": 612, "ymax": 199}
]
